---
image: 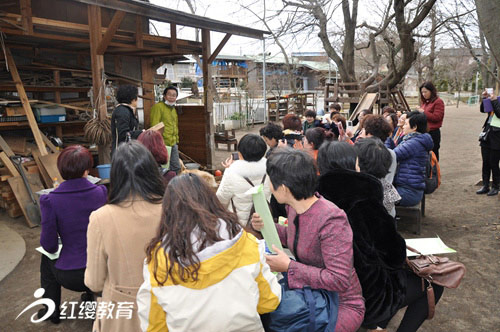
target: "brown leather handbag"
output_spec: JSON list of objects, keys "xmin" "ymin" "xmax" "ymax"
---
[{"xmin": 406, "ymin": 246, "xmax": 466, "ymax": 319}]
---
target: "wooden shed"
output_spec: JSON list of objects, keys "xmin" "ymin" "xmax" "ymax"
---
[{"xmin": 0, "ymin": 0, "xmax": 267, "ymax": 168}]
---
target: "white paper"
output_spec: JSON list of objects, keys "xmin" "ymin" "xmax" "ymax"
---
[
  {"xmin": 36, "ymin": 244, "xmax": 62, "ymax": 260},
  {"xmin": 86, "ymin": 175, "xmax": 101, "ymax": 184},
  {"xmin": 405, "ymin": 236, "xmax": 456, "ymax": 257}
]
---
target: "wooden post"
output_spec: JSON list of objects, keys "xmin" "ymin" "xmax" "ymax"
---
[
  {"xmin": 141, "ymin": 58, "xmax": 154, "ymax": 128},
  {"xmin": 136, "ymin": 15, "xmax": 144, "ymax": 49},
  {"xmin": 4, "ymin": 47, "xmax": 48, "ymax": 156},
  {"xmin": 202, "ymin": 29, "xmax": 214, "ymax": 169},
  {"xmin": 170, "ymin": 23, "xmax": 177, "ymax": 53},
  {"xmin": 20, "ymin": 0, "xmax": 33, "ymax": 35},
  {"xmin": 88, "ymin": 4, "xmax": 110, "ymax": 164}
]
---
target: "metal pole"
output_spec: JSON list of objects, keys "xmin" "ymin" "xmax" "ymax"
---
[
  {"xmin": 263, "ymin": 38, "xmax": 267, "ymax": 122},
  {"xmin": 475, "ymin": 71, "xmax": 479, "ymax": 96}
]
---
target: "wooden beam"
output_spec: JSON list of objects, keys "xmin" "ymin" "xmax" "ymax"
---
[
  {"xmin": 71, "ymin": 0, "xmax": 267, "ymax": 40},
  {"xmin": 19, "ymin": 0, "xmax": 33, "ymax": 35},
  {"xmin": 0, "ymin": 135, "xmax": 15, "ymax": 157},
  {"xmin": 208, "ymin": 33, "xmax": 232, "ymax": 64},
  {"xmin": 135, "ymin": 15, "xmax": 144, "ymax": 49},
  {"xmin": 4, "ymin": 47, "xmax": 48, "ymax": 156},
  {"xmin": 170, "ymin": 23, "xmax": 177, "ymax": 53},
  {"xmin": 2, "ymin": 13, "xmax": 203, "ymax": 48},
  {"xmin": 96, "ymin": 10, "xmax": 126, "ymax": 55},
  {"xmin": 202, "ymin": 29, "xmax": 214, "ymax": 169},
  {"xmin": 88, "ymin": 4, "xmax": 109, "ymax": 164},
  {"xmin": 141, "ymin": 58, "xmax": 154, "ymax": 128},
  {"xmin": 0, "ymin": 85, "xmax": 90, "ymax": 92},
  {"xmin": 0, "ymin": 152, "xmax": 20, "ymax": 177}
]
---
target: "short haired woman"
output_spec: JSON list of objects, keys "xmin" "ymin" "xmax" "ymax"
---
[
  {"xmin": 111, "ymin": 85, "xmax": 143, "ymax": 156},
  {"xmin": 355, "ymin": 137, "xmax": 401, "ymax": 217},
  {"xmin": 259, "ymin": 122, "xmax": 284, "ymax": 157},
  {"xmin": 302, "ymin": 110, "xmax": 320, "ymax": 134},
  {"xmin": 419, "ymin": 81, "xmax": 445, "ymax": 160},
  {"xmin": 85, "ymin": 141, "xmax": 165, "ymax": 332},
  {"xmin": 137, "ymin": 130, "xmax": 176, "ymax": 185},
  {"xmin": 252, "ymin": 148, "xmax": 365, "ymax": 332},
  {"xmin": 137, "ymin": 173, "xmax": 281, "ymax": 331},
  {"xmin": 281, "ymin": 114, "xmax": 303, "ymax": 148},
  {"xmin": 216, "ymin": 134, "xmax": 271, "ymax": 228},
  {"xmin": 38, "ymin": 145, "xmax": 107, "ymax": 324},
  {"xmin": 393, "ymin": 111, "xmax": 434, "ymax": 206}
]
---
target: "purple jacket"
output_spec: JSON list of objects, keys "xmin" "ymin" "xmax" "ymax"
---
[
  {"xmin": 276, "ymin": 196, "xmax": 365, "ymax": 324},
  {"xmin": 40, "ymin": 178, "xmax": 107, "ymax": 270}
]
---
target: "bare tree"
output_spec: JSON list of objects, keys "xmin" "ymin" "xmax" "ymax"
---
[
  {"xmin": 475, "ymin": 0, "xmax": 500, "ymax": 72},
  {"xmin": 239, "ymin": 0, "xmax": 299, "ymax": 92},
  {"xmin": 443, "ymin": 0, "xmax": 500, "ymax": 86},
  {"xmin": 281, "ymin": 0, "xmax": 437, "ymax": 92}
]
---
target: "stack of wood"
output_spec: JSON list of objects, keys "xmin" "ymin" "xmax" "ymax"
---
[{"xmin": 0, "ymin": 167, "xmax": 22, "ymax": 218}]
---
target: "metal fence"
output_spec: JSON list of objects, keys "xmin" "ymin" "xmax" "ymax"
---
[{"xmin": 213, "ymin": 98, "xmax": 265, "ymax": 125}]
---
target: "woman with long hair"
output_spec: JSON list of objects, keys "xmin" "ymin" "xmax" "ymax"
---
[
  {"xmin": 85, "ymin": 141, "xmax": 165, "ymax": 332},
  {"xmin": 419, "ymin": 81, "xmax": 445, "ymax": 160},
  {"xmin": 137, "ymin": 173, "xmax": 281, "ymax": 331}
]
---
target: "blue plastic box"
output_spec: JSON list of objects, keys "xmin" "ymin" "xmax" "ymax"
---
[{"xmin": 33, "ymin": 105, "xmax": 66, "ymax": 123}]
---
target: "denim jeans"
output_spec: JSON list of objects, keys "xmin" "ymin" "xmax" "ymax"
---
[{"xmin": 396, "ymin": 185, "xmax": 424, "ymax": 206}]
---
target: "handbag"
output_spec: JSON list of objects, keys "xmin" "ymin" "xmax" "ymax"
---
[
  {"xmin": 479, "ymin": 128, "xmax": 489, "ymax": 142},
  {"xmin": 406, "ymin": 245, "xmax": 466, "ymax": 319},
  {"xmin": 268, "ymin": 215, "xmax": 339, "ymax": 332},
  {"xmin": 267, "ymin": 272, "xmax": 339, "ymax": 332}
]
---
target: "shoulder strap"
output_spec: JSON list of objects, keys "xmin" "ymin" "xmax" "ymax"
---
[{"xmin": 242, "ymin": 176, "xmax": 254, "ymax": 187}]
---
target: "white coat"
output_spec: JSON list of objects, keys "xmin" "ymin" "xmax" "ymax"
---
[{"xmin": 216, "ymin": 158, "xmax": 271, "ymax": 226}]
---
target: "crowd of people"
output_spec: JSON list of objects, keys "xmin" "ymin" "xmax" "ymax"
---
[{"xmin": 36, "ymin": 81, "xmax": 454, "ymax": 332}]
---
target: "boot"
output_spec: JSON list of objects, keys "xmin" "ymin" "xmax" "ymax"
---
[
  {"xmin": 476, "ymin": 185, "xmax": 490, "ymax": 194},
  {"xmin": 37, "ymin": 305, "xmax": 60, "ymax": 324},
  {"xmin": 487, "ymin": 187, "xmax": 499, "ymax": 196}
]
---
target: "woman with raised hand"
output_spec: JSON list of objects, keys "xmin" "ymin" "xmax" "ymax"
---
[
  {"xmin": 85, "ymin": 141, "xmax": 165, "ymax": 332},
  {"xmin": 137, "ymin": 173, "xmax": 281, "ymax": 331}
]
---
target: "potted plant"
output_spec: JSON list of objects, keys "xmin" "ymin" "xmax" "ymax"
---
[{"xmin": 223, "ymin": 112, "xmax": 244, "ymax": 130}]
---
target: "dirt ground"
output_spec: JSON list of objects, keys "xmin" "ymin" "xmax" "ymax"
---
[{"xmin": 1, "ymin": 103, "xmax": 499, "ymax": 331}]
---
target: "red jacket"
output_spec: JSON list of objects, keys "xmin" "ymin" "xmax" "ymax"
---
[{"xmin": 421, "ymin": 97, "xmax": 445, "ymax": 131}]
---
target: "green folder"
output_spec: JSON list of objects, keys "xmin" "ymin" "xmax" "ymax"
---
[{"xmin": 247, "ymin": 184, "xmax": 284, "ymax": 254}]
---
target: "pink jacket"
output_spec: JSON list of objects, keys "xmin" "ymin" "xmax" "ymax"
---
[{"xmin": 277, "ymin": 196, "xmax": 365, "ymax": 330}]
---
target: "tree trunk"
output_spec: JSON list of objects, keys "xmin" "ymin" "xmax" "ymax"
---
[
  {"xmin": 426, "ymin": 9, "xmax": 437, "ymax": 81},
  {"xmin": 476, "ymin": 0, "xmax": 500, "ymax": 69}
]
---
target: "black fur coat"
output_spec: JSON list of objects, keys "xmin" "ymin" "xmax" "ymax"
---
[{"xmin": 318, "ymin": 169, "xmax": 407, "ymax": 326}]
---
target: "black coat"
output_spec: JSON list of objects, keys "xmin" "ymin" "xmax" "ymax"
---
[
  {"xmin": 317, "ymin": 169, "xmax": 407, "ymax": 326},
  {"xmin": 111, "ymin": 104, "xmax": 142, "ymax": 155}
]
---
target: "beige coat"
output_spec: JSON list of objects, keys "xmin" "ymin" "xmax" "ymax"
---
[{"xmin": 85, "ymin": 199, "xmax": 162, "ymax": 332}]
